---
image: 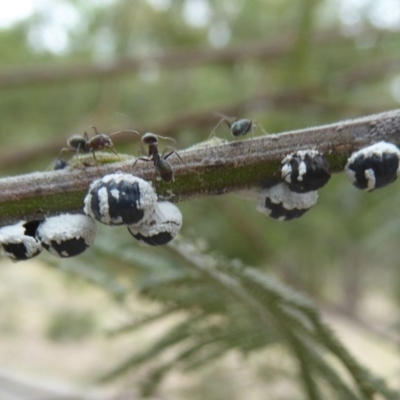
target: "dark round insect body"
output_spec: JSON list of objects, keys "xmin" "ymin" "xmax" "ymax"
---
[
  {"xmin": 37, "ymin": 214, "xmax": 97, "ymax": 258},
  {"xmin": 230, "ymin": 119, "xmax": 253, "ymax": 137},
  {"xmin": 209, "ymin": 114, "xmax": 266, "ymax": 140},
  {"xmin": 53, "ymin": 158, "xmax": 69, "ymax": 170},
  {"xmin": 67, "ymin": 135, "xmax": 89, "ymax": 153},
  {"xmin": 128, "ymin": 201, "xmax": 182, "ymax": 246},
  {"xmin": 281, "ymin": 150, "xmax": 330, "ymax": 193},
  {"xmin": 84, "ymin": 173, "xmax": 157, "ymax": 226},
  {"xmin": 257, "ymin": 183, "xmax": 318, "ymax": 221},
  {"xmin": 0, "ymin": 220, "xmax": 42, "ymax": 261},
  {"xmin": 345, "ymin": 142, "xmax": 400, "ymax": 191},
  {"xmin": 158, "ymin": 158, "xmax": 174, "ymax": 183}
]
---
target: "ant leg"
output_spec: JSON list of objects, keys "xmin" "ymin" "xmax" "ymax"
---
[
  {"xmin": 208, "ymin": 117, "xmax": 228, "ymax": 140},
  {"xmin": 255, "ymin": 121, "xmax": 268, "ymax": 135},
  {"xmin": 164, "ymin": 150, "xmax": 184, "ymax": 164},
  {"xmin": 132, "ymin": 157, "xmax": 152, "ymax": 169},
  {"xmin": 92, "ymin": 149, "xmax": 97, "ymax": 163},
  {"xmin": 111, "ymin": 146, "xmax": 121, "ymax": 160},
  {"xmin": 56, "ymin": 147, "xmax": 74, "ymax": 161}
]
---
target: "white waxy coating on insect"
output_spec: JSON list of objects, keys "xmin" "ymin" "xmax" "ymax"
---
[
  {"xmin": 0, "ymin": 221, "xmax": 42, "ymax": 261},
  {"xmin": 364, "ymin": 169, "xmax": 376, "ymax": 191},
  {"xmin": 346, "ymin": 141, "xmax": 400, "ymax": 164},
  {"xmin": 257, "ymin": 183, "xmax": 318, "ymax": 214},
  {"xmin": 110, "ymin": 188, "xmax": 120, "ymax": 200},
  {"xmin": 97, "ymin": 186, "xmax": 111, "ymax": 224},
  {"xmin": 37, "ymin": 214, "xmax": 97, "ymax": 258},
  {"xmin": 128, "ymin": 201, "xmax": 182, "ymax": 239},
  {"xmin": 281, "ymin": 149, "xmax": 320, "ymax": 183},
  {"xmin": 298, "ymin": 161, "xmax": 307, "ymax": 181}
]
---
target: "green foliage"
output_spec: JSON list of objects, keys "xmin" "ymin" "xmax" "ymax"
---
[{"xmin": 46, "ymin": 307, "xmax": 97, "ymax": 342}]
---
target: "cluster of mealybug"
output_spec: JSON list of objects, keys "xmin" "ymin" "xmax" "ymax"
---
[
  {"xmin": 0, "ymin": 173, "xmax": 183, "ymax": 262},
  {"xmin": 254, "ymin": 149, "xmax": 330, "ymax": 221},
  {"xmin": 0, "ymin": 214, "xmax": 97, "ymax": 262},
  {"xmin": 345, "ymin": 141, "xmax": 400, "ymax": 191},
  {"xmin": 7, "ymin": 119, "xmax": 400, "ymax": 260},
  {"xmin": 0, "ymin": 128, "xmax": 184, "ymax": 261},
  {"xmin": 84, "ymin": 173, "xmax": 182, "ymax": 246}
]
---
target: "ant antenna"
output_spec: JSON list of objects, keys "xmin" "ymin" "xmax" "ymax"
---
[
  {"xmin": 109, "ymin": 130, "xmax": 140, "ymax": 137},
  {"xmin": 90, "ymin": 125, "xmax": 100, "ymax": 135},
  {"xmin": 154, "ymin": 134, "xmax": 176, "ymax": 143},
  {"xmin": 209, "ymin": 112, "xmax": 235, "ymax": 139},
  {"xmin": 115, "ymin": 112, "xmax": 135, "ymax": 127}
]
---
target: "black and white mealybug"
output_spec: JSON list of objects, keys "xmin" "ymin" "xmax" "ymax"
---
[
  {"xmin": 0, "ymin": 220, "xmax": 42, "ymax": 261},
  {"xmin": 257, "ymin": 183, "xmax": 318, "ymax": 221},
  {"xmin": 345, "ymin": 141, "xmax": 400, "ymax": 191},
  {"xmin": 84, "ymin": 173, "xmax": 157, "ymax": 226},
  {"xmin": 128, "ymin": 201, "xmax": 182, "ymax": 246},
  {"xmin": 37, "ymin": 214, "xmax": 97, "ymax": 258},
  {"xmin": 281, "ymin": 149, "xmax": 330, "ymax": 193}
]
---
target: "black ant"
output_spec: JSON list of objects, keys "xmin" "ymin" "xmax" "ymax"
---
[
  {"xmin": 58, "ymin": 126, "xmax": 139, "ymax": 162},
  {"xmin": 209, "ymin": 114, "xmax": 267, "ymax": 139},
  {"xmin": 132, "ymin": 132, "xmax": 183, "ymax": 183}
]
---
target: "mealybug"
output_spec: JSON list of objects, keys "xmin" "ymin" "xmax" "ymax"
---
[
  {"xmin": 257, "ymin": 183, "xmax": 318, "ymax": 221},
  {"xmin": 84, "ymin": 173, "xmax": 157, "ymax": 226},
  {"xmin": 0, "ymin": 220, "xmax": 42, "ymax": 261},
  {"xmin": 128, "ymin": 201, "xmax": 182, "ymax": 246},
  {"xmin": 345, "ymin": 141, "xmax": 400, "ymax": 191},
  {"xmin": 37, "ymin": 214, "xmax": 97, "ymax": 258},
  {"xmin": 281, "ymin": 149, "xmax": 330, "ymax": 193}
]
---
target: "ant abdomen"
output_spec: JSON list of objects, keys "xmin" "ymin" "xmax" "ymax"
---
[{"xmin": 231, "ymin": 119, "xmax": 253, "ymax": 137}]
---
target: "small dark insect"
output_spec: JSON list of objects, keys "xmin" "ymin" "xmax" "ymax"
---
[
  {"xmin": 59, "ymin": 126, "xmax": 139, "ymax": 162},
  {"xmin": 210, "ymin": 114, "xmax": 267, "ymax": 139},
  {"xmin": 53, "ymin": 158, "xmax": 69, "ymax": 170},
  {"xmin": 132, "ymin": 132, "xmax": 183, "ymax": 183}
]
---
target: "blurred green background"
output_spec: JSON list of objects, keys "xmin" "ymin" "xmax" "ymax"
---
[{"xmin": 0, "ymin": 0, "xmax": 400, "ymax": 399}]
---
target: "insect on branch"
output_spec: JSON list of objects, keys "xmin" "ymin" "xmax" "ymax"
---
[{"xmin": 0, "ymin": 109, "xmax": 400, "ymax": 226}]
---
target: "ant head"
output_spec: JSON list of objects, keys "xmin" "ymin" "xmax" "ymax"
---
[
  {"xmin": 142, "ymin": 132, "xmax": 159, "ymax": 146},
  {"xmin": 98, "ymin": 134, "xmax": 114, "ymax": 148},
  {"xmin": 142, "ymin": 132, "xmax": 176, "ymax": 146},
  {"xmin": 231, "ymin": 119, "xmax": 253, "ymax": 137}
]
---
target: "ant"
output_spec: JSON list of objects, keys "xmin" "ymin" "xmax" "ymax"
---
[
  {"xmin": 209, "ymin": 114, "xmax": 267, "ymax": 140},
  {"xmin": 132, "ymin": 132, "xmax": 183, "ymax": 183},
  {"xmin": 58, "ymin": 126, "xmax": 139, "ymax": 162}
]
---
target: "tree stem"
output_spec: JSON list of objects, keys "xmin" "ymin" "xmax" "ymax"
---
[{"xmin": 1, "ymin": 109, "xmax": 400, "ymax": 225}]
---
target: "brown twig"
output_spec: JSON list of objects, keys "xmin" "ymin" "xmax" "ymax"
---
[{"xmin": 0, "ymin": 109, "xmax": 400, "ymax": 225}]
